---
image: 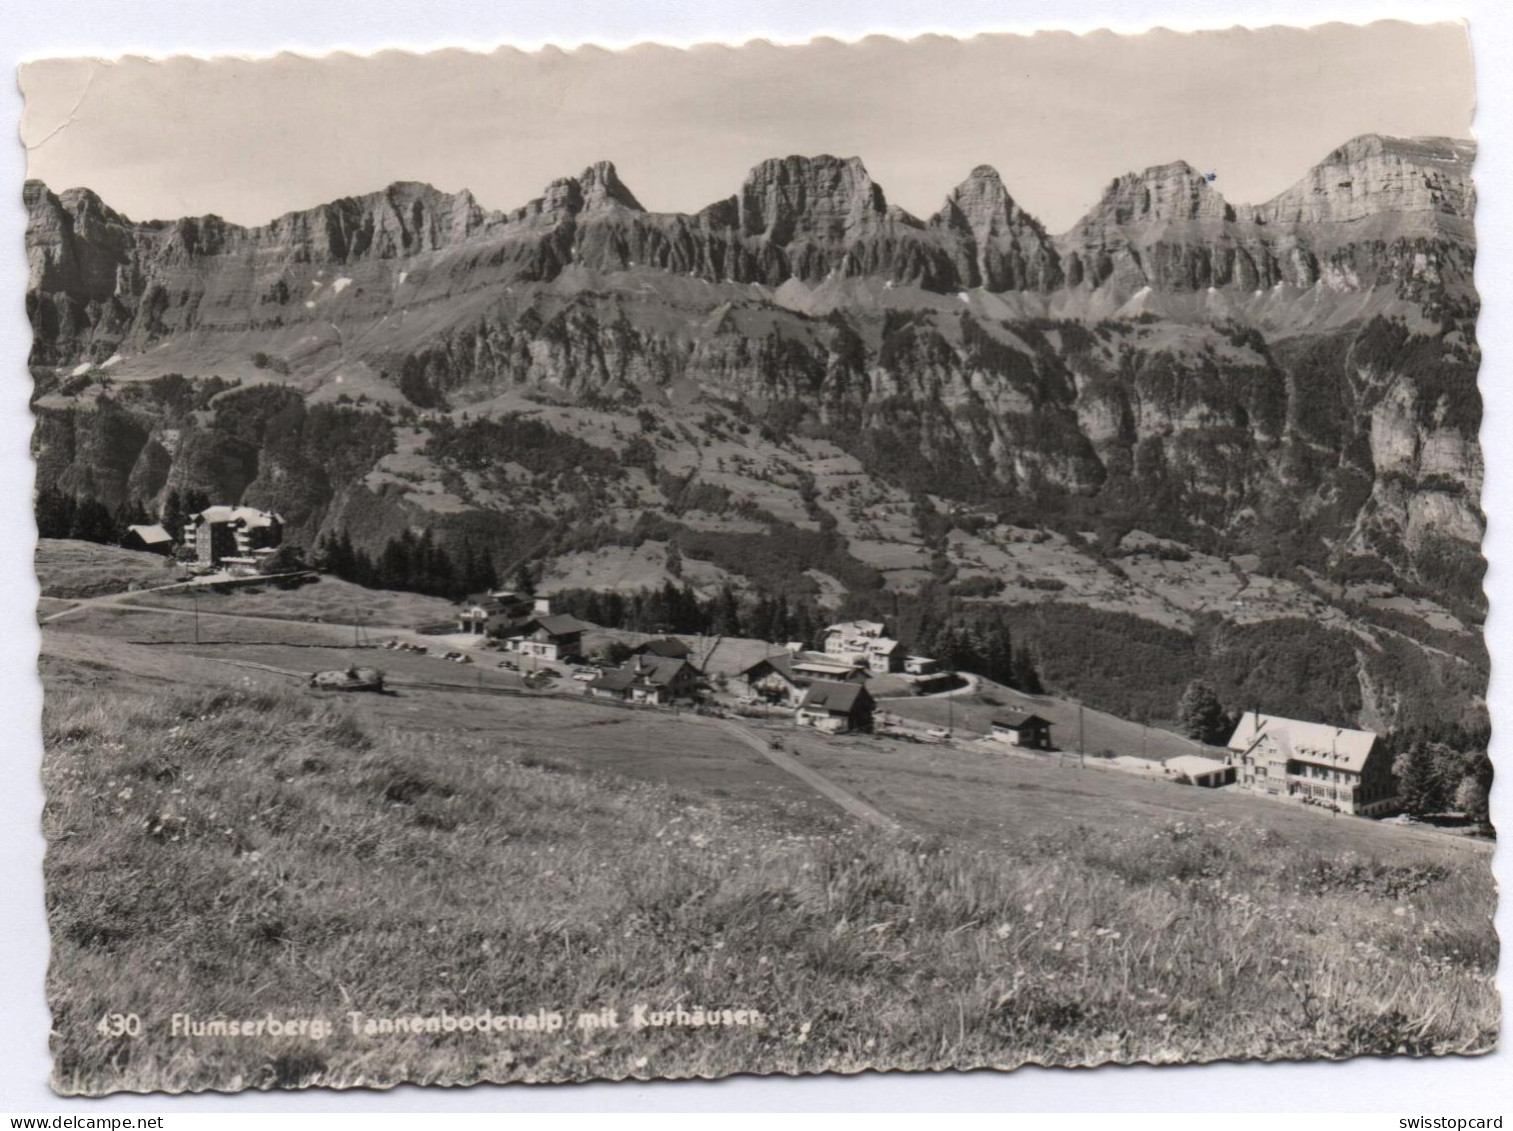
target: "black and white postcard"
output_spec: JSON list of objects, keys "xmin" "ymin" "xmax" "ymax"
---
[{"xmin": 19, "ymin": 19, "xmax": 1494, "ymax": 1095}]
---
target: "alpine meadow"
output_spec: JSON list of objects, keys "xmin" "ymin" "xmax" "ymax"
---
[{"xmin": 23, "ymin": 27, "xmax": 1495, "ymax": 1094}]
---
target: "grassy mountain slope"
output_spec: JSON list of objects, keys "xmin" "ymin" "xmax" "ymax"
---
[{"xmin": 44, "ymin": 672, "xmax": 1496, "ymax": 1093}]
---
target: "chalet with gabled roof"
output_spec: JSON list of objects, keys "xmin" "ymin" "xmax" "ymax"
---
[
  {"xmin": 587, "ymin": 654, "xmax": 701, "ymax": 705},
  {"xmin": 989, "ymin": 712, "xmax": 1054, "ymax": 750},
  {"xmin": 457, "ymin": 589, "xmax": 548, "ymax": 635},
  {"xmin": 123, "ymin": 523, "xmax": 174, "ymax": 555},
  {"xmin": 632, "ymin": 637, "xmax": 693, "ymax": 661},
  {"xmin": 499, "ymin": 612, "xmax": 588, "ymax": 662},
  {"xmin": 739, "ymin": 650, "xmax": 866, "ymax": 706},
  {"xmin": 796, "ymin": 680, "xmax": 875, "ymax": 733}
]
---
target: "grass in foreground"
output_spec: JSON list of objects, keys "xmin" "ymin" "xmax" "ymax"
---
[{"xmin": 43, "ymin": 680, "xmax": 1497, "ymax": 1093}]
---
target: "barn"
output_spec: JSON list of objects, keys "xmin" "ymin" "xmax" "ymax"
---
[{"xmin": 122, "ymin": 523, "xmax": 174, "ymax": 555}]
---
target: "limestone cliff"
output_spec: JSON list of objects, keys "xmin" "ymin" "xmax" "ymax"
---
[{"xmin": 25, "ymin": 135, "xmax": 1483, "ymax": 620}]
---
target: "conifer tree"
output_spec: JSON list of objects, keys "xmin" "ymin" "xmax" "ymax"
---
[
  {"xmin": 1011, "ymin": 647, "xmax": 1044, "ymax": 695},
  {"xmin": 1177, "ymin": 680, "xmax": 1231, "ymax": 745},
  {"xmin": 1393, "ymin": 742, "xmax": 1450, "ymax": 817}
]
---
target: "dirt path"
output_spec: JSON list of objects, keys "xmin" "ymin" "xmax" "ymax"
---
[
  {"xmin": 874, "ymin": 671, "xmax": 980, "ymax": 700},
  {"xmin": 713, "ymin": 718, "xmax": 903, "ymax": 835},
  {"xmin": 40, "ymin": 573, "xmax": 321, "ymax": 625}
]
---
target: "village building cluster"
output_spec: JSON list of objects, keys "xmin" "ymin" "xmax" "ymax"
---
[
  {"xmin": 586, "ymin": 648, "xmax": 701, "ymax": 706},
  {"xmin": 441, "ymin": 587, "xmax": 1401, "ymax": 821},
  {"xmin": 454, "ymin": 588, "xmax": 591, "ymax": 662},
  {"xmin": 821, "ymin": 620, "xmax": 903, "ymax": 673},
  {"xmin": 120, "ymin": 508, "xmax": 1403, "ymax": 821}
]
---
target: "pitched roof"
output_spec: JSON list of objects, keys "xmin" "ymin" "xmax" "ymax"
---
[
  {"xmin": 740, "ymin": 652, "xmax": 798, "ymax": 681},
  {"xmin": 532, "ymin": 613, "xmax": 587, "ymax": 636},
  {"xmin": 1166, "ymin": 754, "xmax": 1229, "ymax": 778},
  {"xmin": 634, "ymin": 637, "xmax": 692, "ymax": 659},
  {"xmin": 194, "ymin": 505, "xmax": 281, "ymax": 528},
  {"xmin": 791, "ymin": 656, "xmax": 864, "ymax": 676},
  {"xmin": 126, "ymin": 523, "xmax": 173, "ymax": 544},
  {"xmin": 629, "ymin": 655, "xmax": 694, "ymax": 686},
  {"xmin": 801, "ymin": 680, "xmax": 870, "ymax": 714},
  {"xmin": 742, "ymin": 651, "xmax": 862, "ymax": 682},
  {"xmin": 1226, "ymin": 713, "xmax": 1377, "ymax": 772},
  {"xmin": 825, "ymin": 620, "xmax": 886, "ymax": 637},
  {"xmin": 992, "ymin": 712, "xmax": 1051, "ymax": 730},
  {"xmin": 589, "ymin": 668, "xmax": 638, "ymax": 692}
]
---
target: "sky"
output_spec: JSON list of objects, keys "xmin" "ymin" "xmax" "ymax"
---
[{"xmin": 19, "ymin": 20, "xmax": 1475, "ymax": 234}]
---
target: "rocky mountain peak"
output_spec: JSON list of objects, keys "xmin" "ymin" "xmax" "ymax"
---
[
  {"xmin": 1253, "ymin": 133, "xmax": 1476, "ymax": 224},
  {"xmin": 511, "ymin": 161, "xmax": 645, "ymax": 224},
  {"xmin": 1075, "ymin": 160, "xmax": 1232, "ymax": 232},
  {"xmin": 735, "ymin": 154, "xmax": 890, "ymax": 243},
  {"xmin": 577, "ymin": 160, "xmax": 644, "ymax": 213},
  {"xmin": 933, "ymin": 164, "xmax": 1040, "ymax": 237}
]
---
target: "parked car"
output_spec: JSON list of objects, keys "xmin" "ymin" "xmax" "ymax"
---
[{"xmin": 926, "ymin": 727, "xmax": 951, "ymax": 740}]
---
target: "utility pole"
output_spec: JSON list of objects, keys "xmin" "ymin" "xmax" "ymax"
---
[{"xmin": 1078, "ymin": 703, "xmax": 1085, "ymax": 771}]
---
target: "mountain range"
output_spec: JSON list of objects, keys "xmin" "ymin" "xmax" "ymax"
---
[
  {"xmin": 24, "ymin": 133, "xmax": 1486, "ymax": 736},
  {"xmin": 26, "ymin": 132, "xmax": 1475, "ymax": 359}
]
